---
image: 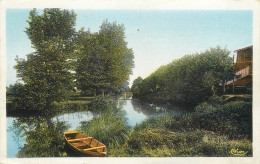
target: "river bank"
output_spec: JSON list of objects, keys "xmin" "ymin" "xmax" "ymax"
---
[
  {"xmin": 108, "ymin": 97, "xmax": 252, "ymax": 157},
  {"xmin": 75, "ymin": 96, "xmax": 252, "ymax": 157},
  {"xmin": 6, "ymin": 95, "xmax": 93, "ymax": 117},
  {"xmin": 7, "ymin": 96, "xmax": 185, "ymax": 157},
  {"xmin": 6, "ymin": 95, "xmax": 252, "ymax": 157}
]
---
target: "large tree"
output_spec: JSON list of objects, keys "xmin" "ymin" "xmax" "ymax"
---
[
  {"xmin": 76, "ymin": 21, "xmax": 134, "ymax": 96},
  {"xmin": 13, "ymin": 9, "xmax": 76, "ymax": 111},
  {"xmin": 75, "ymin": 30, "xmax": 107, "ymax": 96}
]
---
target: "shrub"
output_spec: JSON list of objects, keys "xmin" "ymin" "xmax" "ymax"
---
[
  {"xmin": 208, "ymin": 95, "xmax": 225, "ymax": 106},
  {"xmin": 196, "ymin": 101, "xmax": 252, "ymax": 140},
  {"xmin": 88, "ymin": 96, "xmax": 117, "ymax": 114},
  {"xmin": 77, "ymin": 98, "xmax": 130, "ymax": 150}
]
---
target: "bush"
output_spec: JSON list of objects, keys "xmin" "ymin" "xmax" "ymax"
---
[
  {"xmin": 53, "ymin": 100, "xmax": 90, "ymax": 112},
  {"xmin": 77, "ymin": 98, "xmax": 130, "ymax": 150},
  {"xmin": 9, "ymin": 83, "xmax": 46, "ymax": 113},
  {"xmin": 196, "ymin": 101, "xmax": 252, "ymax": 140},
  {"xmin": 208, "ymin": 95, "xmax": 225, "ymax": 105},
  {"xmin": 88, "ymin": 96, "xmax": 117, "ymax": 114}
]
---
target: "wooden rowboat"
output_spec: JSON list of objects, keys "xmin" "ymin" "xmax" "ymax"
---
[{"xmin": 64, "ymin": 130, "xmax": 107, "ymax": 157}]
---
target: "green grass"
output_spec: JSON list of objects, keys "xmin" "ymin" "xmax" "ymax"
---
[
  {"xmin": 69, "ymin": 97, "xmax": 94, "ymax": 101},
  {"xmin": 58, "ymin": 100, "xmax": 91, "ymax": 105},
  {"xmin": 110, "ymin": 128, "xmax": 251, "ymax": 157},
  {"xmin": 51, "ymin": 100, "xmax": 91, "ymax": 115},
  {"xmin": 10, "ymin": 94, "xmax": 252, "ymax": 157},
  {"xmin": 74, "ymin": 96, "xmax": 252, "ymax": 157},
  {"xmin": 77, "ymin": 97, "xmax": 130, "ymax": 152},
  {"xmin": 108, "ymin": 97, "xmax": 252, "ymax": 157}
]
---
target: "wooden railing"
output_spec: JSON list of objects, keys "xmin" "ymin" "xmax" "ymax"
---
[{"xmin": 226, "ymin": 64, "xmax": 252, "ymax": 85}]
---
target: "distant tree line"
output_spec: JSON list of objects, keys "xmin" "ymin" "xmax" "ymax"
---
[
  {"xmin": 9, "ymin": 9, "xmax": 134, "ymax": 112},
  {"xmin": 131, "ymin": 47, "xmax": 234, "ymax": 105}
]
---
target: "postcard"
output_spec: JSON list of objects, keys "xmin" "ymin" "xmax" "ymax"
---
[{"xmin": 0, "ymin": 0, "xmax": 259, "ymax": 164}]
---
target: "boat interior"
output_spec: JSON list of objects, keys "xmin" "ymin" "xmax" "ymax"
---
[{"xmin": 65, "ymin": 131, "xmax": 107, "ymax": 155}]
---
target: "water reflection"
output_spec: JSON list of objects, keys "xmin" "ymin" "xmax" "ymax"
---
[
  {"xmin": 52, "ymin": 112, "xmax": 93, "ymax": 130},
  {"xmin": 119, "ymin": 99, "xmax": 186, "ymax": 127},
  {"xmin": 7, "ymin": 111, "xmax": 93, "ymax": 157},
  {"xmin": 7, "ymin": 117, "xmax": 26, "ymax": 158},
  {"xmin": 77, "ymin": 103, "xmax": 130, "ymax": 151},
  {"xmin": 131, "ymin": 99, "xmax": 186, "ymax": 116},
  {"xmin": 7, "ymin": 99, "xmax": 187, "ymax": 157},
  {"xmin": 117, "ymin": 100, "xmax": 147, "ymax": 127},
  {"xmin": 7, "ymin": 116, "xmax": 69, "ymax": 157}
]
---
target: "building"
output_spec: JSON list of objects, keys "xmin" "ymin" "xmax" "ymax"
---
[{"xmin": 226, "ymin": 45, "xmax": 253, "ymax": 93}]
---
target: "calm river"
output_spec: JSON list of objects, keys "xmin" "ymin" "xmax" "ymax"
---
[{"xmin": 6, "ymin": 99, "xmax": 187, "ymax": 157}]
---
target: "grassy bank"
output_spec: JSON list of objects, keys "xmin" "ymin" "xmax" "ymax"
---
[
  {"xmin": 114, "ymin": 98, "xmax": 252, "ymax": 156},
  {"xmin": 77, "ymin": 96, "xmax": 252, "ymax": 157},
  {"xmin": 9, "ymin": 95, "xmax": 252, "ymax": 157},
  {"xmin": 77, "ymin": 97, "xmax": 130, "ymax": 151}
]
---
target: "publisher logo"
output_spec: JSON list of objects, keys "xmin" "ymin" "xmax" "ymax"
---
[{"xmin": 230, "ymin": 148, "xmax": 248, "ymax": 156}]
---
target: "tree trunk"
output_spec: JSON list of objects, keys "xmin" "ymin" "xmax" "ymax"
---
[
  {"xmin": 212, "ymin": 85, "xmax": 216, "ymax": 96},
  {"xmin": 102, "ymin": 90, "xmax": 104, "ymax": 97},
  {"xmin": 223, "ymin": 81, "xmax": 226, "ymax": 94},
  {"xmin": 94, "ymin": 90, "xmax": 96, "ymax": 97}
]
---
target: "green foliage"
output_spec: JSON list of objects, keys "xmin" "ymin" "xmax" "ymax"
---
[
  {"xmin": 111, "ymin": 100, "xmax": 252, "ymax": 157},
  {"xmin": 130, "ymin": 76, "xmax": 143, "ymax": 96},
  {"xmin": 12, "ymin": 117, "xmax": 70, "ymax": 157},
  {"xmin": 26, "ymin": 9, "xmax": 76, "ymax": 50},
  {"xmin": 6, "ymin": 84, "xmax": 15, "ymax": 97},
  {"xmin": 207, "ymin": 95, "xmax": 225, "ymax": 106},
  {"xmin": 119, "ymin": 80, "xmax": 131, "ymax": 92},
  {"xmin": 75, "ymin": 31, "xmax": 107, "ymax": 96},
  {"xmin": 99, "ymin": 21, "xmax": 134, "ymax": 91},
  {"xmin": 75, "ymin": 21, "xmax": 134, "ymax": 96},
  {"xmin": 112, "ymin": 128, "xmax": 251, "ymax": 157},
  {"xmin": 133, "ymin": 46, "xmax": 233, "ymax": 105},
  {"xmin": 88, "ymin": 96, "xmax": 114, "ymax": 113},
  {"xmin": 8, "ymin": 83, "xmax": 44, "ymax": 112},
  {"xmin": 13, "ymin": 9, "xmax": 77, "ymax": 112},
  {"xmin": 77, "ymin": 98, "xmax": 130, "ymax": 149},
  {"xmin": 195, "ymin": 101, "xmax": 252, "ymax": 140},
  {"xmin": 11, "ymin": 9, "xmax": 134, "ymax": 113},
  {"xmin": 53, "ymin": 100, "xmax": 90, "ymax": 113},
  {"xmin": 195, "ymin": 95, "xmax": 225, "ymax": 112}
]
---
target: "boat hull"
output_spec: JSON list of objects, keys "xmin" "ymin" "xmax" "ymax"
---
[{"xmin": 64, "ymin": 130, "xmax": 107, "ymax": 157}]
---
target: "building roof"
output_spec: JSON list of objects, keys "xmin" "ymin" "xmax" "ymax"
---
[{"xmin": 234, "ymin": 45, "xmax": 253, "ymax": 52}]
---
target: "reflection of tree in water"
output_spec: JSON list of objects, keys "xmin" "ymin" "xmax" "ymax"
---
[
  {"xmin": 11, "ymin": 116, "xmax": 70, "ymax": 157},
  {"xmin": 117, "ymin": 100, "xmax": 126, "ymax": 110},
  {"xmin": 131, "ymin": 99, "xmax": 186, "ymax": 117},
  {"xmin": 131, "ymin": 99, "xmax": 162, "ymax": 116},
  {"xmin": 7, "ymin": 122, "xmax": 25, "ymax": 151}
]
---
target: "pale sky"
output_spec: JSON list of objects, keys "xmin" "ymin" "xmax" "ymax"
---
[{"xmin": 6, "ymin": 9, "xmax": 252, "ymax": 87}]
